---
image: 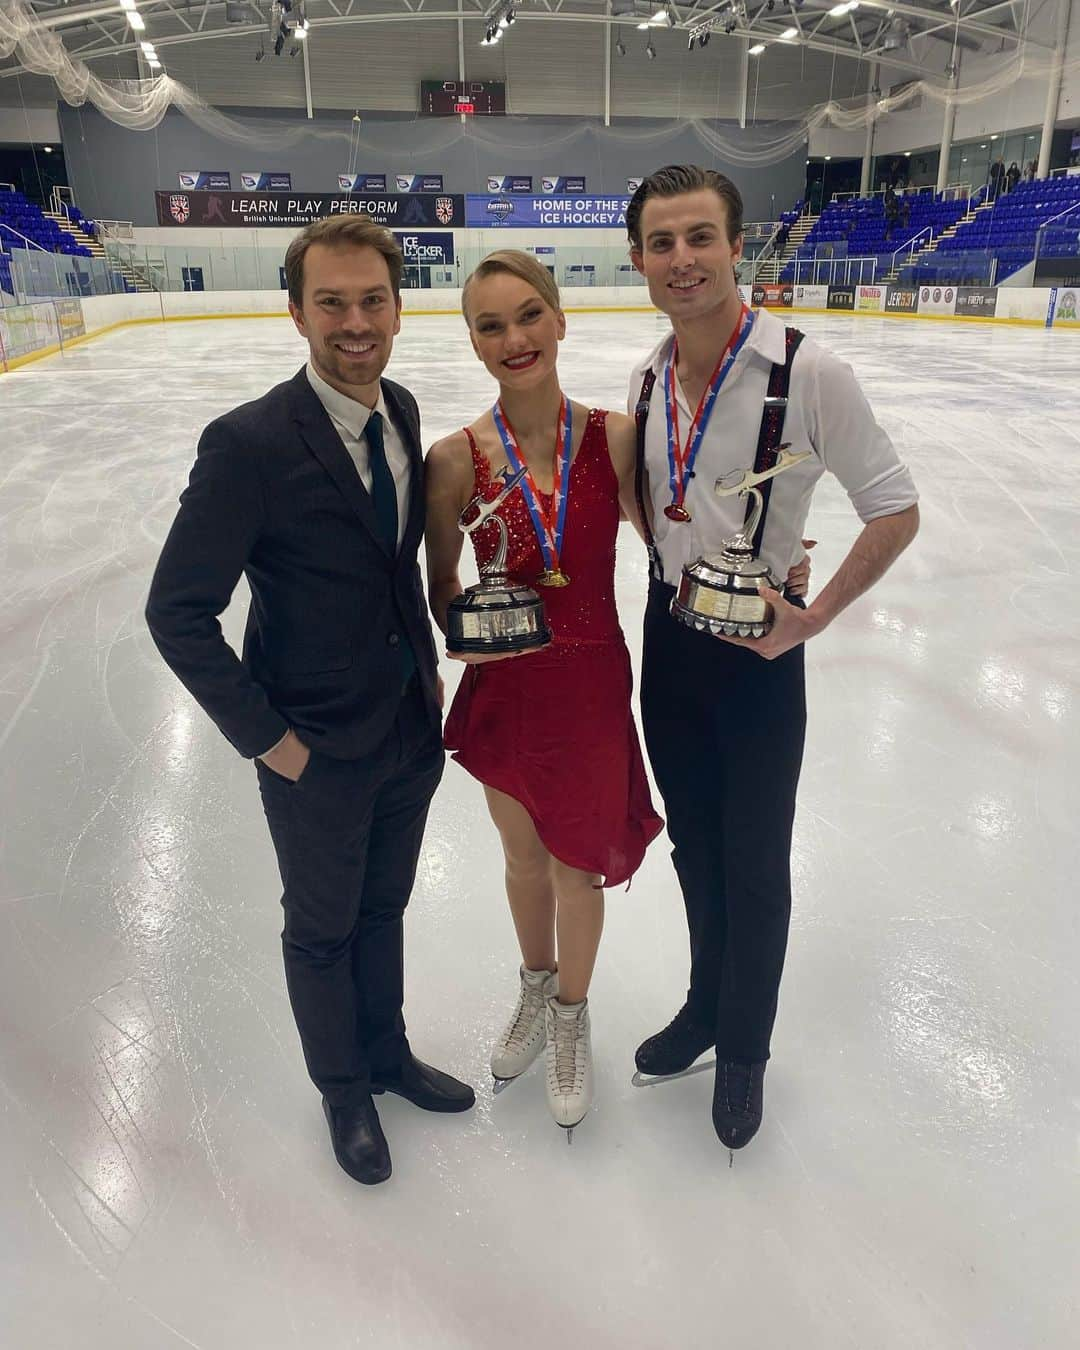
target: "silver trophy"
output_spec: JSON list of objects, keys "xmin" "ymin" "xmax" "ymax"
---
[
  {"xmin": 671, "ymin": 446, "xmax": 811, "ymax": 638},
  {"xmin": 446, "ymin": 466, "xmax": 553, "ymax": 655}
]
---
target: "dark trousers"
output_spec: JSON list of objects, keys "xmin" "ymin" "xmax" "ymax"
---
[
  {"xmin": 641, "ymin": 580, "xmax": 807, "ymax": 1063},
  {"xmin": 256, "ymin": 679, "xmax": 444, "ymax": 1107}
]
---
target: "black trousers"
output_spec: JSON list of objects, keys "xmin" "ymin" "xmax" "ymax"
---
[
  {"xmin": 256, "ymin": 679, "xmax": 444, "ymax": 1108},
  {"xmin": 641, "ymin": 580, "xmax": 807, "ymax": 1063}
]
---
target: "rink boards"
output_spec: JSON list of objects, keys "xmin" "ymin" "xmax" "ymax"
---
[{"xmin": 1, "ymin": 281, "xmax": 1076, "ymax": 373}]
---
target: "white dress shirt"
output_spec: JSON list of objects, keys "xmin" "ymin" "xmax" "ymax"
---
[
  {"xmin": 305, "ymin": 360, "xmax": 411, "ymax": 551},
  {"xmin": 627, "ymin": 305, "xmax": 918, "ymax": 585}
]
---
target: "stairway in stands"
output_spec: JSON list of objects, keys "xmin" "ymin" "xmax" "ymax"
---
[
  {"xmin": 44, "ymin": 210, "xmax": 153, "ymax": 293},
  {"xmin": 754, "ymin": 214, "xmax": 818, "ymax": 283},
  {"xmin": 880, "ymin": 198, "xmax": 994, "ymax": 283}
]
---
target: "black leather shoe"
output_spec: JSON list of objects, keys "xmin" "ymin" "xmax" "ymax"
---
[
  {"xmin": 712, "ymin": 1060, "xmax": 766, "ymax": 1150},
  {"xmin": 635, "ymin": 1002, "xmax": 714, "ymax": 1076},
  {"xmin": 371, "ymin": 1054, "xmax": 476, "ymax": 1113},
  {"xmin": 322, "ymin": 1096, "xmax": 392, "ymax": 1185}
]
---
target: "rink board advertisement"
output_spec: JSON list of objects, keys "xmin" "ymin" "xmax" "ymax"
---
[
  {"xmin": 467, "ymin": 194, "xmax": 631, "ymax": 228},
  {"xmin": 54, "ymin": 298, "xmax": 86, "ymax": 341},
  {"xmin": 827, "ymin": 286, "xmax": 856, "ymax": 311},
  {"xmin": 751, "ymin": 283, "xmax": 794, "ymax": 308},
  {"xmin": 856, "ymin": 285, "xmax": 886, "ymax": 313},
  {"xmin": 792, "ymin": 284, "xmax": 829, "ymax": 308},
  {"xmin": 155, "ymin": 191, "xmax": 465, "ymax": 228},
  {"xmin": 0, "ymin": 301, "xmax": 60, "ymax": 361},
  {"xmin": 1049, "ymin": 286, "xmax": 1080, "ymax": 326},
  {"xmin": 955, "ymin": 286, "xmax": 998, "ymax": 318},
  {"xmin": 884, "ymin": 286, "xmax": 918, "ymax": 314},
  {"xmin": 918, "ymin": 285, "xmax": 957, "ymax": 316}
]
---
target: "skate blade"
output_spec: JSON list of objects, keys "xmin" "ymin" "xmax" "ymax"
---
[
  {"xmin": 558, "ymin": 1120, "xmax": 585, "ymax": 1144},
  {"xmin": 631, "ymin": 1057, "xmax": 716, "ymax": 1088},
  {"xmin": 492, "ymin": 1075, "xmax": 520, "ymax": 1096}
]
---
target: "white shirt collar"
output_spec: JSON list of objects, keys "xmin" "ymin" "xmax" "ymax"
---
[
  {"xmin": 640, "ymin": 303, "xmax": 788, "ymax": 377},
  {"xmin": 305, "ymin": 360, "xmax": 388, "ymax": 440}
]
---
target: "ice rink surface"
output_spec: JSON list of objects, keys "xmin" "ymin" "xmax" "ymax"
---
[{"xmin": 1, "ymin": 310, "xmax": 1077, "ymax": 1349}]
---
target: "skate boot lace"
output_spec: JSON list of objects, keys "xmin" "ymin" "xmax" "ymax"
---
[
  {"xmin": 503, "ymin": 982, "xmax": 546, "ymax": 1052},
  {"xmin": 552, "ymin": 1010, "xmax": 587, "ymax": 1093}
]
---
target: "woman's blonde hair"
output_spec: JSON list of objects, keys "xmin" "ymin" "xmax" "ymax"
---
[{"xmin": 461, "ymin": 249, "xmax": 562, "ymax": 326}]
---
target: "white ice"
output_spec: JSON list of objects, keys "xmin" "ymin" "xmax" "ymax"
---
[{"xmin": 1, "ymin": 311, "xmax": 1077, "ymax": 1349}]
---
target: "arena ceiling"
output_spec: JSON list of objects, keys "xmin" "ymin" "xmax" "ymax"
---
[{"xmin": 6, "ymin": 0, "xmax": 1053, "ymax": 91}]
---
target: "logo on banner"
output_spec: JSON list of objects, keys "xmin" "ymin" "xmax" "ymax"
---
[
  {"xmin": 627, "ymin": 177, "xmax": 643, "ymax": 193},
  {"xmin": 435, "ymin": 196, "xmax": 455, "ymax": 225},
  {"xmin": 956, "ymin": 286, "xmax": 998, "ymax": 317},
  {"xmin": 169, "ymin": 194, "xmax": 191, "ymax": 224},
  {"xmin": 486, "ymin": 197, "xmax": 514, "ymax": 225},
  {"xmin": 338, "ymin": 175, "xmax": 353, "ymax": 190},
  {"xmin": 396, "ymin": 175, "xmax": 412, "ymax": 191},
  {"xmin": 178, "ymin": 174, "xmax": 199, "ymax": 190},
  {"xmin": 241, "ymin": 174, "xmax": 259, "ymax": 190},
  {"xmin": 885, "ymin": 287, "xmax": 917, "ymax": 313},
  {"xmin": 827, "ymin": 286, "xmax": 856, "ymax": 311}
]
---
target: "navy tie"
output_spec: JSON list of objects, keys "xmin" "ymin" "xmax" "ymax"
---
[{"xmin": 365, "ymin": 411, "xmax": 415, "ymax": 689}]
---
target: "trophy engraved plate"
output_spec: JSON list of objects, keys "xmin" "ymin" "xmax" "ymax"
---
[
  {"xmin": 671, "ymin": 447, "xmax": 811, "ymax": 639},
  {"xmin": 447, "ymin": 467, "xmax": 553, "ymax": 655}
]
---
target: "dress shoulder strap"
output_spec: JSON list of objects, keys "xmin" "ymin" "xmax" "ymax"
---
[{"xmin": 462, "ymin": 426, "xmax": 490, "ymax": 491}]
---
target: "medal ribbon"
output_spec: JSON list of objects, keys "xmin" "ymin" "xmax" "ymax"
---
[
  {"xmin": 664, "ymin": 304, "xmax": 754, "ymax": 516},
  {"xmin": 491, "ymin": 396, "xmax": 572, "ymax": 576}
]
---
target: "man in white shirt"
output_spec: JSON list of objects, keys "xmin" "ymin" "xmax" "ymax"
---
[
  {"xmin": 626, "ymin": 165, "xmax": 919, "ymax": 1152},
  {"xmin": 147, "ymin": 216, "xmax": 474, "ymax": 1187}
]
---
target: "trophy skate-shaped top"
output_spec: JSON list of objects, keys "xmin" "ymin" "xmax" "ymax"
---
[
  {"xmin": 447, "ymin": 463, "xmax": 552, "ymax": 654},
  {"xmin": 458, "ymin": 464, "xmax": 528, "ymax": 583},
  {"xmin": 669, "ymin": 445, "xmax": 813, "ymax": 640},
  {"xmin": 711, "ymin": 446, "xmax": 812, "ymax": 563}
]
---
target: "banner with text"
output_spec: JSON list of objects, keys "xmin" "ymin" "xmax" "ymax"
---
[
  {"xmin": 827, "ymin": 285, "xmax": 856, "ymax": 311},
  {"xmin": 240, "ymin": 172, "xmax": 292, "ymax": 191},
  {"xmin": 751, "ymin": 283, "xmax": 794, "ymax": 308},
  {"xmin": 540, "ymin": 176, "xmax": 586, "ymax": 193},
  {"xmin": 338, "ymin": 174, "xmax": 387, "ymax": 192},
  {"xmin": 792, "ymin": 284, "xmax": 829, "ymax": 308},
  {"xmin": 955, "ymin": 286, "xmax": 998, "ymax": 318},
  {"xmin": 394, "ymin": 231, "xmax": 455, "ymax": 266},
  {"xmin": 155, "ymin": 191, "xmax": 464, "ymax": 228},
  {"xmin": 487, "ymin": 176, "xmax": 532, "ymax": 194},
  {"xmin": 856, "ymin": 284, "xmax": 886, "ymax": 313},
  {"xmin": 884, "ymin": 286, "xmax": 918, "ymax": 314},
  {"xmin": 466, "ymin": 194, "xmax": 631, "ymax": 228},
  {"xmin": 395, "ymin": 174, "xmax": 444, "ymax": 193},
  {"xmin": 178, "ymin": 171, "xmax": 231, "ymax": 190}
]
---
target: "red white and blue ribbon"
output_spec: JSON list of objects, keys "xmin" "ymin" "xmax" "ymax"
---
[
  {"xmin": 491, "ymin": 396, "xmax": 573, "ymax": 579},
  {"xmin": 663, "ymin": 305, "xmax": 754, "ymax": 521}
]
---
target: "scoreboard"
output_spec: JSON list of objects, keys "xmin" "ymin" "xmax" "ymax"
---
[{"xmin": 420, "ymin": 80, "xmax": 506, "ymax": 116}]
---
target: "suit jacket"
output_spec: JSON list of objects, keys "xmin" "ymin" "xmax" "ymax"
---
[{"xmin": 146, "ymin": 366, "xmax": 441, "ymax": 760}]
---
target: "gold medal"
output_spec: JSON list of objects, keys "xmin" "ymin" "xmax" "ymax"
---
[{"xmin": 537, "ymin": 569, "xmax": 571, "ymax": 588}]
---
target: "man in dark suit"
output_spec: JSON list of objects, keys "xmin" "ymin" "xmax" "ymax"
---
[{"xmin": 146, "ymin": 215, "xmax": 474, "ymax": 1187}]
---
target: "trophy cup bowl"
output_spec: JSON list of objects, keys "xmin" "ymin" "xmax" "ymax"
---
[
  {"xmin": 446, "ymin": 468, "xmax": 553, "ymax": 655},
  {"xmin": 672, "ymin": 539, "xmax": 780, "ymax": 639},
  {"xmin": 670, "ymin": 447, "xmax": 811, "ymax": 640}
]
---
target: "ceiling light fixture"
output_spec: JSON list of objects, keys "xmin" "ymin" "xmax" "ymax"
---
[
  {"xmin": 780, "ymin": 25, "xmax": 797, "ymax": 38},
  {"xmin": 749, "ymin": 41, "xmax": 765, "ymax": 53},
  {"xmin": 645, "ymin": 38, "xmax": 656, "ymax": 57},
  {"xmin": 128, "ymin": 12, "xmax": 145, "ymax": 28}
]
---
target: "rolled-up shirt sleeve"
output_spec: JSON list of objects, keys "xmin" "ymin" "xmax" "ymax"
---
[{"xmin": 810, "ymin": 349, "xmax": 919, "ymax": 523}]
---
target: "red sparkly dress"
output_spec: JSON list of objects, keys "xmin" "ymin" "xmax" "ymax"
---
[{"xmin": 444, "ymin": 408, "xmax": 663, "ymax": 888}]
